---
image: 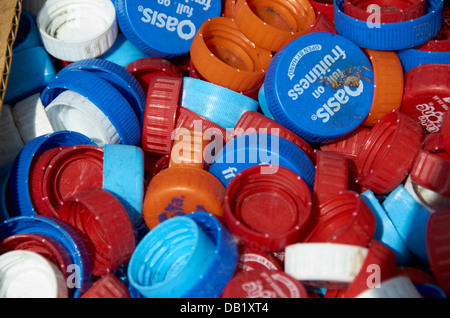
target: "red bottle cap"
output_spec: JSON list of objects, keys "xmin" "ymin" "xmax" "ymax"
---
[
  {"xmin": 125, "ymin": 57, "xmax": 183, "ymax": 94},
  {"xmin": 410, "ymin": 149, "xmax": 450, "ymax": 197},
  {"xmin": 0, "ymin": 233, "xmax": 72, "ymax": 280},
  {"xmin": 355, "ymin": 110, "xmax": 424, "ymax": 194},
  {"xmin": 236, "ymin": 246, "xmax": 283, "ymax": 272},
  {"xmin": 142, "ymin": 76, "xmax": 183, "ymax": 155},
  {"xmin": 426, "ymin": 209, "xmax": 450, "ymax": 296},
  {"xmin": 343, "ymin": 239, "xmax": 397, "ymax": 298},
  {"xmin": 320, "ymin": 127, "xmax": 372, "ymax": 162},
  {"xmin": 306, "ymin": 191, "xmax": 376, "ymax": 247},
  {"xmin": 81, "ymin": 273, "xmax": 130, "ymax": 298},
  {"xmin": 28, "ymin": 146, "xmax": 67, "ymax": 217},
  {"xmin": 42, "ymin": 145, "xmax": 104, "ymax": 217},
  {"xmin": 442, "ymin": 110, "xmax": 450, "ymax": 154},
  {"xmin": 343, "ymin": 0, "xmax": 426, "ymax": 23},
  {"xmin": 58, "ymin": 187, "xmax": 135, "ymax": 277},
  {"xmin": 313, "ymin": 150, "xmax": 349, "ymax": 204},
  {"xmin": 421, "ymin": 132, "xmax": 450, "ymax": 159},
  {"xmin": 309, "ymin": 2, "xmax": 336, "ymax": 25},
  {"xmin": 415, "ymin": 7, "xmax": 450, "ymax": 52},
  {"xmin": 395, "ymin": 266, "xmax": 437, "ymax": 285},
  {"xmin": 233, "ymin": 111, "xmax": 314, "ymax": 163},
  {"xmin": 401, "ymin": 63, "xmax": 450, "ymax": 134},
  {"xmin": 221, "ymin": 269, "xmax": 309, "ymax": 298},
  {"xmin": 224, "ymin": 165, "xmax": 312, "ymax": 252}
]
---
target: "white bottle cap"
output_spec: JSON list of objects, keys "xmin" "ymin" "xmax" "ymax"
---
[
  {"xmin": 12, "ymin": 93, "xmax": 54, "ymax": 144},
  {"xmin": 0, "ymin": 250, "xmax": 68, "ymax": 298},
  {"xmin": 285, "ymin": 242, "xmax": 368, "ymax": 288},
  {"xmin": 0, "ymin": 105, "xmax": 25, "ymax": 167},
  {"xmin": 36, "ymin": 0, "xmax": 118, "ymax": 62},
  {"xmin": 45, "ymin": 90, "xmax": 120, "ymax": 147},
  {"xmin": 355, "ymin": 275, "xmax": 422, "ymax": 298}
]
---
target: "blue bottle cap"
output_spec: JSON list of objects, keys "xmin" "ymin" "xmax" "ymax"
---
[
  {"xmin": 181, "ymin": 77, "xmax": 259, "ymax": 130},
  {"xmin": 0, "ymin": 215, "xmax": 91, "ymax": 298},
  {"xmin": 4, "ymin": 46, "xmax": 56, "ymax": 105},
  {"xmin": 8, "ymin": 131, "xmax": 97, "ymax": 217},
  {"xmin": 360, "ymin": 190, "xmax": 412, "ymax": 266},
  {"xmin": 382, "ymin": 185, "xmax": 431, "ymax": 264},
  {"xmin": 265, "ymin": 32, "xmax": 374, "ymax": 143},
  {"xmin": 102, "ymin": 144, "xmax": 146, "ymax": 237},
  {"xmin": 13, "ymin": 11, "xmax": 41, "ymax": 53},
  {"xmin": 334, "ymin": 0, "xmax": 444, "ymax": 51},
  {"xmin": 257, "ymin": 84, "xmax": 274, "ymax": 120},
  {"xmin": 40, "ymin": 69, "xmax": 141, "ymax": 146},
  {"xmin": 397, "ymin": 48, "xmax": 450, "ymax": 73},
  {"xmin": 415, "ymin": 283, "xmax": 448, "ymax": 298},
  {"xmin": 115, "ymin": 0, "xmax": 222, "ymax": 58},
  {"xmin": 58, "ymin": 58, "xmax": 146, "ymax": 125},
  {"xmin": 208, "ymin": 132, "xmax": 315, "ymax": 190},
  {"xmin": 98, "ymin": 33, "xmax": 150, "ymax": 68},
  {"xmin": 127, "ymin": 212, "xmax": 237, "ymax": 298}
]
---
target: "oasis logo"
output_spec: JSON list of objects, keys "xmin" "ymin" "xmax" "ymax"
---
[
  {"xmin": 139, "ymin": 6, "xmax": 196, "ymax": 40},
  {"xmin": 311, "ymin": 80, "xmax": 365, "ymax": 123}
]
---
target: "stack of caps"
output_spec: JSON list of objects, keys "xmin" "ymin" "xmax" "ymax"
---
[{"xmin": 0, "ymin": 0, "xmax": 449, "ymax": 299}]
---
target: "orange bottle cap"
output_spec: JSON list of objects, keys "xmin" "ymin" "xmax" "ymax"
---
[
  {"xmin": 190, "ymin": 17, "xmax": 272, "ymax": 92},
  {"xmin": 234, "ymin": 0, "xmax": 316, "ymax": 52},
  {"xmin": 362, "ymin": 49, "xmax": 404, "ymax": 127},
  {"xmin": 142, "ymin": 166, "xmax": 225, "ymax": 230},
  {"xmin": 169, "ymin": 127, "xmax": 209, "ymax": 169}
]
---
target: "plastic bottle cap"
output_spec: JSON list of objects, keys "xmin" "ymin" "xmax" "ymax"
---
[
  {"xmin": 224, "ymin": 165, "xmax": 313, "ymax": 251},
  {"xmin": 405, "ymin": 175, "xmax": 450, "ymax": 213},
  {"xmin": 81, "ymin": 273, "xmax": 130, "ymax": 298},
  {"xmin": 4, "ymin": 46, "xmax": 57, "ymax": 105},
  {"xmin": 306, "ymin": 191, "xmax": 376, "ymax": 247},
  {"xmin": 284, "ymin": 242, "xmax": 369, "ymax": 289},
  {"xmin": 426, "ymin": 209, "xmax": 450, "ymax": 296},
  {"xmin": 128, "ymin": 212, "xmax": 238, "ymax": 298},
  {"xmin": 233, "ymin": 0, "xmax": 316, "ymax": 52},
  {"xmin": 343, "ymin": 0, "xmax": 426, "ymax": 23},
  {"xmin": 0, "ymin": 250, "xmax": 68, "ymax": 298},
  {"xmin": 11, "ymin": 93, "xmax": 54, "ymax": 145},
  {"xmin": 221, "ymin": 269, "xmax": 309, "ymax": 298},
  {"xmin": 382, "ymin": 184, "xmax": 431, "ymax": 263},
  {"xmin": 190, "ymin": 17, "xmax": 272, "ymax": 93},
  {"xmin": 355, "ymin": 110, "xmax": 424, "ymax": 194},
  {"xmin": 9, "ymin": 131, "xmax": 97, "ymax": 217},
  {"xmin": 257, "ymin": 84, "xmax": 274, "ymax": 120},
  {"xmin": 265, "ymin": 32, "xmax": 374, "ymax": 143},
  {"xmin": 28, "ymin": 146, "xmax": 68, "ymax": 217},
  {"xmin": 307, "ymin": 12, "xmax": 337, "ymax": 32},
  {"xmin": 342, "ymin": 239, "xmax": 398, "ymax": 298},
  {"xmin": 142, "ymin": 166, "xmax": 226, "ymax": 230},
  {"xmin": 102, "ymin": 144, "xmax": 145, "ymax": 231},
  {"xmin": 313, "ymin": 150, "xmax": 349, "ymax": 204},
  {"xmin": 0, "ymin": 215, "xmax": 91, "ymax": 298},
  {"xmin": 41, "ymin": 145, "xmax": 104, "ymax": 217},
  {"xmin": 334, "ymin": 0, "xmax": 444, "ymax": 50},
  {"xmin": 209, "ymin": 133, "xmax": 316, "ymax": 189},
  {"xmin": 181, "ymin": 77, "xmax": 259, "ymax": 130},
  {"xmin": 169, "ymin": 127, "xmax": 209, "ymax": 169},
  {"xmin": 361, "ymin": 48, "xmax": 404, "ymax": 127},
  {"xmin": 355, "ymin": 275, "xmax": 422, "ymax": 298},
  {"xmin": 41, "ymin": 69, "xmax": 141, "ymax": 146},
  {"xmin": 415, "ymin": 283, "xmax": 448, "ymax": 298},
  {"xmin": 45, "ymin": 90, "xmax": 120, "ymax": 147},
  {"xmin": 57, "ymin": 59, "xmax": 146, "ymax": 126},
  {"xmin": 233, "ymin": 110, "xmax": 315, "ymax": 163},
  {"xmin": 360, "ymin": 190, "xmax": 413, "ymax": 265},
  {"xmin": 320, "ymin": 127, "xmax": 372, "ymax": 162},
  {"xmin": 395, "ymin": 266, "xmax": 437, "ymax": 285},
  {"xmin": 142, "ymin": 76, "xmax": 183, "ymax": 154},
  {"xmin": 236, "ymin": 246, "xmax": 283, "ymax": 272},
  {"xmin": 0, "ymin": 104, "xmax": 25, "ymax": 167},
  {"xmin": 36, "ymin": 0, "xmax": 118, "ymax": 61},
  {"xmin": 443, "ymin": 111, "xmax": 450, "ymax": 154},
  {"xmin": 125, "ymin": 57, "xmax": 184, "ymax": 95},
  {"xmin": 415, "ymin": 6, "xmax": 450, "ymax": 52},
  {"xmin": 58, "ymin": 187, "xmax": 135, "ymax": 277},
  {"xmin": 115, "ymin": 0, "xmax": 221, "ymax": 58},
  {"xmin": 0, "ymin": 233, "xmax": 72, "ymax": 281},
  {"xmin": 13, "ymin": 11, "xmax": 41, "ymax": 53},
  {"xmin": 401, "ymin": 63, "xmax": 450, "ymax": 134}
]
